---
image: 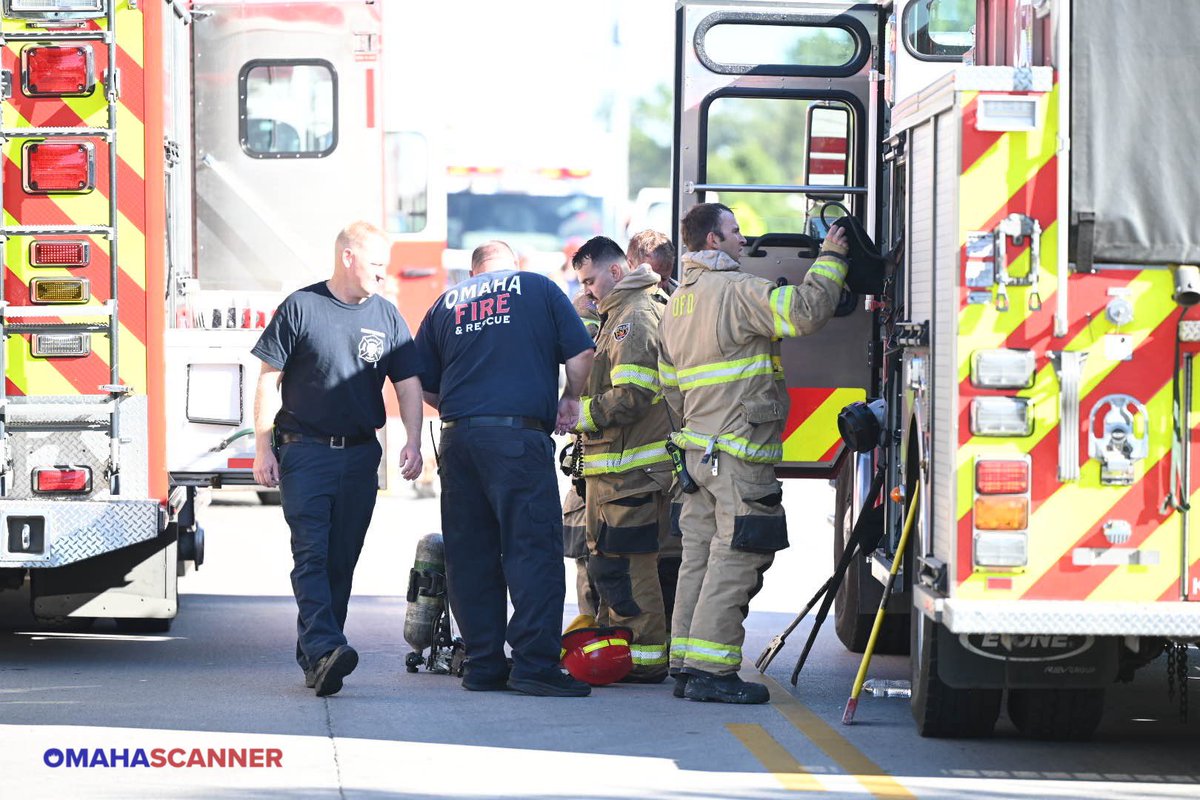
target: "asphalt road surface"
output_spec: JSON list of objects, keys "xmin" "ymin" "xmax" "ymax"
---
[{"xmin": 1, "ymin": 478, "xmax": 1197, "ymax": 799}]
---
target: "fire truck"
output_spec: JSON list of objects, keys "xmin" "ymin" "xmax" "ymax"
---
[
  {"xmin": 443, "ymin": 131, "xmax": 624, "ymax": 279},
  {"xmin": 673, "ymin": 0, "xmax": 1200, "ymax": 738},
  {"xmin": 0, "ymin": 0, "xmax": 442, "ymax": 629}
]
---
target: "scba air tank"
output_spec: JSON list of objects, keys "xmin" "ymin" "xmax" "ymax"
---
[{"xmin": 403, "ymin": 533, "xmax": 447, "ymax": 672}]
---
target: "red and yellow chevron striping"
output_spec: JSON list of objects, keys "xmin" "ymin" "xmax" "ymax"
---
[
  {"xmin": 951, "ymin": 76, "xmax": 1192, "ymax": 605},
  {"xmin": 2, "ymin": 7, "xmax": 150, "ymax": 400}
]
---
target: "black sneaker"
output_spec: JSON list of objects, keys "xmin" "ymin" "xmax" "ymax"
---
[
  {"xmin": 683, "ymin": 671, "xmax": 769, "ymax": 705},
  {"xmin": 312, "ymin": 645, "xmax": 358, "ymax": 697},
  {"xmin": 672, "ymin": 674, "xmax": 690, "ymax": 698},
  {"xmin": 507, "ymin": 670, "xmax": 591, "ymax": 697},
  {"xmin": 462, "ymin": 666, "xmax": 512, "ymax": 692},
  {"xmin": 304, "ymin": 666, "xmax": 317, "ymax": 689}
]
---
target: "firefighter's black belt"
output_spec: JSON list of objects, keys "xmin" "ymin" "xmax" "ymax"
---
[
  {"xmin": 441, "ymin": 415, "xmax": 546, "ymax": 433},
  {"xmin": 276, "ymin": 431, "xmax": 376, "ymax": 449}
]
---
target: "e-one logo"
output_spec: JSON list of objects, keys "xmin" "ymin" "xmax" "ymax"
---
[{"xmin": 959, "ymin": 633, "xmax": 1095, "ymax": 663}]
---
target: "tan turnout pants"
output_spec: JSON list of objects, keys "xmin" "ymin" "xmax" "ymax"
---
[
  {"xmin": 670, "ymin": 450, "xmax": 786, "ymax": 676},
  {"xmin": 585, "ymin": 469, "xmax": 671, "ymax": 680}
]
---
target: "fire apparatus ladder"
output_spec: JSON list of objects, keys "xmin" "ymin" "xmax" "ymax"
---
[{"xmin": 0, "ymin": 6, "xmax": 129, "ymax": 494}]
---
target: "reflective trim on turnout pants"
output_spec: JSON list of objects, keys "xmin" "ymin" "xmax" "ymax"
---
[
  {"xmin": 585, "ymin": 469, "xmax": 670, "ymax": 678},
  {"xmin": 670, "ymin": 449, "xmax": 780, "ymax": 676}
]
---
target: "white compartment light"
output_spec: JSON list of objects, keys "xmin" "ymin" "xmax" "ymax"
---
[
  {"xmin": 970, "ymin": 349, "xmax": 1036, "ymax": 389},
  {"xmin": 970, "ymin": 397, "xmax": 1033, "ymax": 437}
]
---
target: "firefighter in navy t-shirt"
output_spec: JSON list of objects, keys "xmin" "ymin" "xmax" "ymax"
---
[
  {"xmin": 252, "ymin": 221, "xmax": 424, "ymax": 698},
  {"xmin": 414, "ymin": 240, "xmax": 595, "ymax": 697}
]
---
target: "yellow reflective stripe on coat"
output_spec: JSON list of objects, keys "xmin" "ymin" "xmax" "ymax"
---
[
  {"xmin": 672, "ymin": 429, "xmax": 782, "ymax": 463},
  {"xmin": 581, "ymin": 441, "xmax": 670, "ymax": 475},
  {"xmin": 658, "ymin": 360, "xmax": 678, "ymax": 388},
  {"xmin": 670, "ymin": 636, "xmax": 741, "ymax": 665},
  {"xmin": 676, "ymin": 354, "xmax": 776, "ymax": 391},
  {"xmin": 581, "ymin": 637, "xmax": 629, "ymax": 654},
  {"xmin": 610, "ymin": 363, "xmax": 659, "ymax": 391},
  {"xmin": 807, "ymin": 253, "xmax": 848, "ymax": 287},
  {"xmin": 577, "ymin": 396, "xmax": 598, "ymax": 433},
  {"xmin": 770, "ymin": 285, "xmax": 798, "ymax": 337},
  {"xmin": 630, "ymin": 644, "xmax": 668, "ymax": 665}
]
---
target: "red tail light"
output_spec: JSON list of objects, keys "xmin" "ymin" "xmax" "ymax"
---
[
  {"xmin": 23, "ymin": 141, "xmax": 95, "ymax": 193},
  {"xmin": 22, "ymin": 45, "xmax": 95, "ymax": 97},
  {"xmin": 976, "ymin": 460, "xmax": 1029, "ymax": 495},
  {"xmin": 31, "ymin": 239, "xmax": 90, "ymax": 267},
  {"xmin": 32, "ymin": 466, "xmax": 92, "ymax": 494}
]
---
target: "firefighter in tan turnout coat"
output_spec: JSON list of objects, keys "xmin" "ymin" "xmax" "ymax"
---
[
  {"xmin": 659, "ymin": 203, "xmax": 849, "ymax": 704},
  {"xmin": 573, "ymin": 236, "xmax": 673, "ymax": 682}
]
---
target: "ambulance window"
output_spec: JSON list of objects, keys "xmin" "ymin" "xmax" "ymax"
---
[
  {"xmin": 239, "ymin": 59, "xmax": 337, "ymax": 158},
  {"xmin": 703, "ymin": 96, "xmax": 854, "ymax": 238},
  {"xmin": 702, "ymin": 22, "xmax": 858, "ymax": 72},
  {"xmin": 903, "ymin": 0, "xmax": 975, "ymax": 61},
  {"xmin": 385, "ymin": 131, "xmax": 429, "ymax": 234}
]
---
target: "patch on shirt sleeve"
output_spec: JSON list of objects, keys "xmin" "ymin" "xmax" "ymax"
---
[{"xmin": 612, "ymin": 323, "xmax": 631, "ymax": 343}]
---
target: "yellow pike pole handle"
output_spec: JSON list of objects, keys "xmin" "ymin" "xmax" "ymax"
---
[{"xmin": 842, "ymin": 481, "xmax": 920, "ymax": 725}]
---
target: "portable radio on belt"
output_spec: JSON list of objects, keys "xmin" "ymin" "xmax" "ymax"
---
[
  {"xmin": 665, "ymin": 439, "xmax": 698, "ymax": 494},
  {"xmin": 662, "ymin": 403, "xmax": 699, "ymax": 494}
]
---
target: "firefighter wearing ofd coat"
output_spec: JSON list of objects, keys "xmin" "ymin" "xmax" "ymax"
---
[
  {"xmin": 572, "ymin": 236, "xmax": 673, "ymax": 683},
  {"xmin": 659, "ymin": 203, "xmax": 849, "ymax": 704}
]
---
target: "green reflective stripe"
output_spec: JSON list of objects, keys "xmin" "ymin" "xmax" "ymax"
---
[
  {"xmin": 671, "ymin": 429, "xmax": 782, "ymax": 463},
  {"xmin": 578, "ymin": 396, "xmax": 598, "ymax": 433},
  {"xmin": 658, "ymin": 360, "xmax": 678, "ymax": 388},
  {"xmin": 674, "ymin": 637, "xmax": 742, "ymax": 665},
  {"xmin": 611, "ymin": 364, "xmax": 659, "ymax": 391},
  {"xmin": 676, "ymin": 354, "xmax": 775, "ymax": 391},
  {"xmin": 630, "ymin": 644, "xmax": 668, "ymax": 665},
  {"xmin": 581, "ymin": 441, "xmax": 670, "ymax": 475},
  {"xmin": 581, "ymin": 637, "xmax": 629, "ymax": 654},
  {"xmin": 770, "ymin": 285, "xmax": 797, "ymax": 338},
  {"xmin": 809, "ymin": 264, "xmax": 843, "ymax": 285},
  {"xmin": 816, "ymin": 254, "xmax": 849, "ymax": 279}
]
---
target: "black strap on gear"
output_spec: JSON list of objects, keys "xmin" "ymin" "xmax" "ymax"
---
[{"xmin": 791, "ymin": 468, "xmax": 887, "ymax": 685}]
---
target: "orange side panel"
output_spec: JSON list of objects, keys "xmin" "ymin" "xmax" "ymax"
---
[
  {"xmin": 143, "ymin": 0, "xmax": 166, "ymax": 501},
  {"xmin": 389, "ymin": 239, "xmax": 446, "ymax": 331}
]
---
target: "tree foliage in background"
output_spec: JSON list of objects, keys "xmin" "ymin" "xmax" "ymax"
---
[
  {"xmin": 626, "ymin": 28, "xmax": 857, "ymax": 236},
  {"xmin": 628, "ymin": 83, "xmax": 672, "ymax": 198}
]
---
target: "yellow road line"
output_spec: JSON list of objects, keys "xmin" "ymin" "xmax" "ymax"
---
[
  {"xmin": 759, "ymin": 674, "xmax": 914, "ymax": 798},
  {"xmin": 727, "ymin": 723, "xmax": 823, "ymax": 792}
]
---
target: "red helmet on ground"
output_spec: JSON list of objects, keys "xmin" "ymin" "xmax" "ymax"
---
[{"xmin": 561, "ymin": 625, "xmax": 634, "ymax": 686}]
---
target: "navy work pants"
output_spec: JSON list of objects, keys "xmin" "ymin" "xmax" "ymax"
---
[
  {"xmin": 278, "ymin": 439, "xmax": 381, "ymax": 671},
  {"xmin": 438, "ymin": 426, "xmax": 565, "ymax": 682}
]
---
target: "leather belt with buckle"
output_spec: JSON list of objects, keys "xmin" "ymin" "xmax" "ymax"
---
[
  {"xmin": 440, "ymin": 416, "xmax": 546, "ymax": 432},
  {"xmin": 275, "ymin": 431, "xmax": 375, "ymax": 449}
]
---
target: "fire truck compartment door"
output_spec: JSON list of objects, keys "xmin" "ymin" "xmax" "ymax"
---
[
  {"xmin": 191, "ymin": 2, "xmax": 385, "ymax": 292},
  {"xmin": 674, "ymin": 1, "xmax": 882, "ymax": 477}
]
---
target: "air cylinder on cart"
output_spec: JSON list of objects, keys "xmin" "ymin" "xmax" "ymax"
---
[{"xmin": 404, "ymin": 533, "xmax": 447, "ymax": 671}]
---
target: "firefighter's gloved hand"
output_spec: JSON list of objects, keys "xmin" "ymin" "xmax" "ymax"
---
[
  {"xmin": 830, "ymin": 218, "xmax": 887, "ymax": 295},
  {"xmin": 821, "ymin": 223, "xmax": 850, "ymax": 257}
]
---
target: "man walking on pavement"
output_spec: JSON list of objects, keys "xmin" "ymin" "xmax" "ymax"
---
[
  {"xmin": 659, "ymin": 203, "xmax": 850, "ymax": 704},
  {"xmin": 414, "ymin": 240, "xmax": 596, "ymax": 697},
  {"xmin": 573, "ymin": 235, "xmax": 673, "ymax": 683},
  {"xmin": 252, "ymin": 221, "xmax": 424, "ymax": 697}
]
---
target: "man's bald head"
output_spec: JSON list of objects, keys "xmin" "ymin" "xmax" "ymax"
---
[{"xmin": 470, "ymin": 240, "xmax": 518, "ymax": 275}]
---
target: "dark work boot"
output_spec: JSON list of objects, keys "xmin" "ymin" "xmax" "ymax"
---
[
  {"xmin": 683, "ymin": 671, "xmax": 770, "ymax": 705},
  {"xmin": 672, "ymin": 673, "xmax": 689, "ymax": 698},
  {"xmin": 312, "ymin": 645, "xmax": 358, "ymax": 697}
]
